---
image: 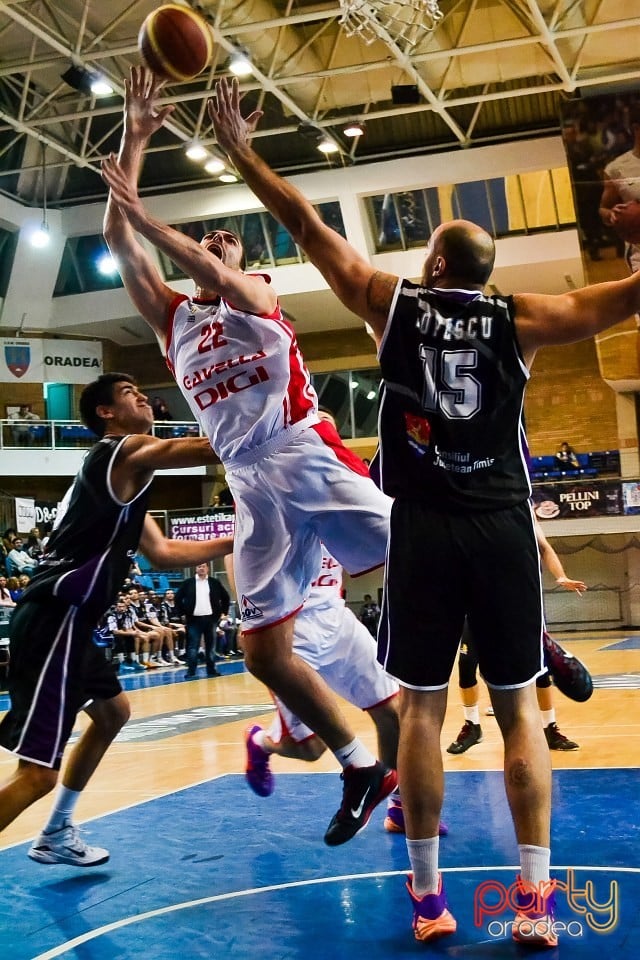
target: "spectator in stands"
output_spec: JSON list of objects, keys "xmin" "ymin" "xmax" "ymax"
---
[
  {"xmin": 7, "ymin": 576, "xmax": 23, "ymax": 602},
  {"xmin": 9, "ymin": 404, "xmax": 40, "ymax": 445},
  {"xmin": 145, "ymin": 591, "xmax": 181, "ymax": 665},
  {"xmin": 7, "ymin": 537, "xmax": 38, "ymax": 577},
  {"xmin": 26, "ymin": 528, "xmax": 44, "ymax": 562},
  {"xmin": 160, "ymin": 589, "xmax": 186, "ymax": 657},
  {"xmin": 359, "ymin": 593, "xmax": 380, "ymax": 637},
  {"xmin": 105, "ymin": 597, "xmax": 143, "ymax": 672},
  {"xmin": 151, "ymin": 397, "xmax": 173, "ymax": 420},
  {"xmin": 124, "ymin": 587, "xmax": 163, "ymax": 668},
  {"xmin": 555, "ymin": 441, "xmax": 580, "ymax": 470},
  {"xmin": 0, "ymin": 576, "xmax": 15, "ymax": 607}
]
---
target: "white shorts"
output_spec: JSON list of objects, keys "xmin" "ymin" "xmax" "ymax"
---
[
  {"xmin": 226, "ymin": 428, "xmax": 391, "ymax": 632},
  {"xmin": 267, "ymin": 601, "xmax": 399, "ymax": 744}
]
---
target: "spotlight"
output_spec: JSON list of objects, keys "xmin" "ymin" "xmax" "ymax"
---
[
  {"xmin": 350, "ymin": 379, "xmax": 359, "ymax": 389},
  {"xmin": 219, "ymin": 172, "xmax": 239, "ymax": 183},
  {"xmin": 204, "ymin": 157, "xmax": 226, "ymax": 174},
  {"xmin": 31, "ymin": 222, "xmax": 50, "ymax": 248},
  {"xmin": 90, "ymin": 77, "xmax": 114, "ymax": 97},
  {"xmin": 61, "ymin": 64, "xmax": 113, "ymax": 97},
  {"xmin": 185, "ymin": 141, "xmax": 208, "ymax": 161},
  {"xmin": 229, "ymin": 50, "xmax": 253, "ymax": 77},
  {"xmin": 97, "ymin": 254, "xmax": 118, "ymax": 275},
  {"xmin": 343, "ymin": 121, "xmax": 364, "ymax": 137},
  {"xmin": 367, "ymin": 390, "xmax": 376, "ymax": 400},
  {"xmin": 317, "ymin": 136, "xmax": 340, "ymax": 154}
]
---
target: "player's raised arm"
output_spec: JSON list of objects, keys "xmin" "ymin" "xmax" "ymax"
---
[
  {"xmin": 513, "ymin": 268, "xmax": 640, "ymax": 364},
  {"xmin": 209, "ymin": 77, "xmax": 397, "ymax": 344},
  {"xmin": 103, "ymin": 67, "xmax": 177, "ymax": 346}
]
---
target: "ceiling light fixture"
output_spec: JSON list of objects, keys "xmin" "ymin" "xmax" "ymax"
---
[
  {"xmin": 229, "ymin": 50, "xmax": 253, "ymax": 78},
  {"xmin": 61, "ymin": 63, "xmax": 113, "ymax": 97},
  {"xmin": 367, "ymin": 390, "xmax": 376, "ymax": 400},
  {"xmin": 204, "ymin": 157, "xmax": 226, "ymax": 174},
  {"xmin": 219, "ymin": 172, "xmax": 239, "ymax": 183},
  {"xmin": 343, "ymin": 121, "xmax": 364, "ymax": 137},
  {"xmin": 317, "ymin": 136, "xmax": 340, "ymax": 155},
  {"xmin": 185, "ymin": 141, "xmax": 208, "ymax": 161}
]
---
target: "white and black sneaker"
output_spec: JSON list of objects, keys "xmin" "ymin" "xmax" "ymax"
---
[{"xmin": 28, "ymin": 824, "xmax": 110, "ymax": 867}]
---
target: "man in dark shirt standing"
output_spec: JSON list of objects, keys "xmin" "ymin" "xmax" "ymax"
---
[
  {"xmin": 0, "ymin": 373, "xmax": 232, "ymax": 866},
  {"xmin": 175, "ymin": 562, "xmax": 230, "ymax": 678},
  {"xmin": 209, "ymin": 74, "xmax": 640, "ymax": 948}
]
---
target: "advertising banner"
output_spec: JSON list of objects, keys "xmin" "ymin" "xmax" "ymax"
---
[
  {"xmin": 532, "ymin": 480, "xmax": 623, "ymax": 520},
  {"xmin": 168, "ymin": 509, "xmax": 235, "ymax": 541},
  {"xmin": 14, "ymin": 496, "xmax": 36, "ymax": 533},
  {"xmin": 0, "ymin": 338, "xmax": 103, "ymax": 383}
]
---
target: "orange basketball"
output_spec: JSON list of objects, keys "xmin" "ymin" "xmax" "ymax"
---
[{"xmin": 138, "ymin": 4, "xmax": 213, "ymax": 82}]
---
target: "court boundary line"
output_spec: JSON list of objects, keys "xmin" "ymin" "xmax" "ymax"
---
[{"xmin": 30, "ymin": 864, "xmax": 640, "ymax": 960}]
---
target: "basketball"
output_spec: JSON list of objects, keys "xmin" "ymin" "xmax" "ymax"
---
[
  {"xmin": 138, "ymin": 4, "xmax": 213, "ymax": 82},
  {"xmin": 611, "ymin": 201, "xmax": 640, "ymax": 244}
]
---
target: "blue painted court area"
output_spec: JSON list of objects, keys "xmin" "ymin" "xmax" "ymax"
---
[
  {"xmin": 600, "ymin": 636, "xmax": 640, "ymax": 651},
  {"xmin": 0, "ymin": 769, "xmax": 637, "ymax": 959}
]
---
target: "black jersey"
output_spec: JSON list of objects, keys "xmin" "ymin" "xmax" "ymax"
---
[
  {"xmin": 377, "ymin": 281, "xmax": 531, "ymax": 510},
  {"xmin": 22, "ymin": 436, "xmax": 151, "ymax": 618}
]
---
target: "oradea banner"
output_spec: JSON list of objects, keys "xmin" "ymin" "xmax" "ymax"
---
[{"xmin": 0, "ymin": 338, "xmax": 103, "ymax": 383}]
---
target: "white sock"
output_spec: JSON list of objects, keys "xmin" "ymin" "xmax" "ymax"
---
[
  {"xmin": 252, "ymin": 728, "xmax": 269, "ymax": 751},
  {"xmin": 519, "ymin": 843, "xmax": 551, "ymax": 888},
  {"xmin": 463, "ymin": 705, "xmax": 480, "ymax": 724},
  {"xmin": 407, "ymin": 836, "xmax": 440, "ymax": 896},
  {"xmin": 334, "ymin": 738, "xmax": 376, "ymax": 770},
  {"xmin": 541, "ymin": 709, "xmax": 555, "ymax": 727},
  {"xmin": 42, "ymin": 785, "xmax": 81, "ymax": 833}
]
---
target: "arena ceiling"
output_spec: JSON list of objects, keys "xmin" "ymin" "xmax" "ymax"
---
[{"xmin": 0, "ymin": 0, "xmax": 638, "ymax": 211}]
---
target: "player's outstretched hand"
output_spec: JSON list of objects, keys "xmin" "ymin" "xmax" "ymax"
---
[{"xmin": 208, "ymin": 77, "xmax": 263, "ymax": 156}]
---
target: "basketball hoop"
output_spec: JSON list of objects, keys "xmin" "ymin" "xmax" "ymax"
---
[{"xmin": 338, "ymin": 0, "xmax": 443, "ymax": 48}]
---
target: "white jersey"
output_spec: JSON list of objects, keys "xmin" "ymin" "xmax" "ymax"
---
[
  {"xmin": 303, "ymin": 543, "xmax": 344, "ymax": 612},
  {"xmin": 165, "ymin": 282, "xmax": 318, "ymax": 467},
  {"xmin": 604, "ymin": 150, "xmax": 640, "ymax": 203}
]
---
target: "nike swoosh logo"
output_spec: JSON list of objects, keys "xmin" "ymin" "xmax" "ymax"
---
[{"xmin": 351, "ymin": 786, "xmax": 372, "ymax": 819}]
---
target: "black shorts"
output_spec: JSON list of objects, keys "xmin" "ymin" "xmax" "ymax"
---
[
  {"xmin": 377, "ymin": 499, "xmax": 545, "ymax": 689},
  {"xmin": 0, "ymin": 601, "xmax": 121, "ymax": 769}
]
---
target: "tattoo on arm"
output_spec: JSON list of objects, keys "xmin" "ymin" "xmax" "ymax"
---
[{"xmin": 367, "ymin": 271, "xmax": 396, "ymax": 317}]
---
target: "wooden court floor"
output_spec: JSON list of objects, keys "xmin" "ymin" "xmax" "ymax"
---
[
  {"xmin": 0, "ymin": 630, "xmax": 638, "ymax": 959},
  {"xmin": 0, "ymin": 629, "xmax": 637, "ymax": 849}
]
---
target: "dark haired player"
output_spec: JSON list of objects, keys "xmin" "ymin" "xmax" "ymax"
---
[{"xmin": 0, "ymin": 373, "xmax": 232, "ymax": 865}]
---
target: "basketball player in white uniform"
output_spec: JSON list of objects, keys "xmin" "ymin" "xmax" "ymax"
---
[
  {"xmin": 102, "ymin": 67, "xmax": 395, "ymax": 845},
  {"xmin": 239, "ymin": 540, "xmax": 449, "ymax": 840}
]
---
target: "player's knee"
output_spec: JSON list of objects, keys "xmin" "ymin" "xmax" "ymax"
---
[{"xmin": 23, "ymin": 763, "xmax": 57, "ymax": 799}]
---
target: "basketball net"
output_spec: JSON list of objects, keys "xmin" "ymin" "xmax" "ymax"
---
[{"xmin": 338, "ymin": 0, "xmax": 443, "ymax": 48}]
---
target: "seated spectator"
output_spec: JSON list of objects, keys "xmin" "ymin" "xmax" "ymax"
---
[
  {"xmin": 151, "ymin": 397, "xmax": 173, "ymax": 420},
  {"xmin": 7, "ymin": 576, "xmax": 23, "ymax": 602},
  {"xmin": 25, "ymin": 528, "xmax": 44, "ymax": 562},
  {"xmin": 0, "ymin": 576, "xmax": 15, "ymax": 607},
  {"xmin": 160, "ymin": 589, "xmax": 186, "ymax": 656},
  {"xmin": 7, "ymin": 537, "xmax": 38, "ymax": 577},
  {"xmin": 555, "ymin": 441, "xmax": 580, "ymax": 470},
  {"xmin": 359, "ymin": 593, "xmax": 380, "ymax": 637},
  {"xmin": 9, "ymin": 404, "xmax": 40, "ymax": 445}
]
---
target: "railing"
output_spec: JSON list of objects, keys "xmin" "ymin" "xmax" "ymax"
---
[{"xmin": 0, "ymin": 419, "xmax": 203, "ymax": 450}]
